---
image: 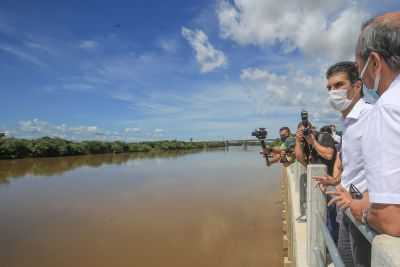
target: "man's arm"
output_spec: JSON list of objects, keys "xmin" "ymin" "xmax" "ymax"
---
[
  {"xmin": 332, "ymin": 152, "xmax": 342, "ymax": 183},
  {"xmin": 349, "ymin": 192, "xmax": 400, "ymax": 236},
  {"xmin": 305, "ymin": 134, "xmax": 335, "ymax": 160},
  {"xmin": 366, "ymin": 203, "xmax": 400, "ymax": 237},
  {"xmin": 268, "ymin": 150, "xmax": 281, "ymax": 165}
]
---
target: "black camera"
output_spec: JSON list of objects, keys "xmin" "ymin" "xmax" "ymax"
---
[
  {"xmin": 251, "ymin": 128, "xmax": 267, "ymax": 140},
  {"xmin": 301, "ymin": 110, "xmax": 310, "ymax": 136},
  {"xmin": 285, "ymin": 146, "xmax": 294, "ymax": 155},
  {"xmin": 251, "ymin": 127, "xmax": 270, "ymax": 166},
  {"xmin": 280, "ymin": 144, "xmax": 295, "ymax": 163}
]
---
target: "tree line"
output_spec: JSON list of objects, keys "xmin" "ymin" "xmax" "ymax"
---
[{"xmin": 0, "ymin": 136, "xmax": 227, "ymax": 160}]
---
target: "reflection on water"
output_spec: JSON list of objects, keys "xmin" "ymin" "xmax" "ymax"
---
[
  {"xmin": 0, "ymin": 149, "xmax": 225, "ymax": 184},
  {"xmin": 0, "ymin": 147, "xmax": 282, "ymax": 267}
]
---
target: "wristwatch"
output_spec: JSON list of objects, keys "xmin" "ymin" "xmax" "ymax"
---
[{"xmin": 361, "ymin": 207, "xmax": 369, "ymax": 224}]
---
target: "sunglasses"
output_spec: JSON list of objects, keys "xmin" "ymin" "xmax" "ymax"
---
[{"xmin": 349, "ymin": 183, "xmax": 363, "ymax": 200}]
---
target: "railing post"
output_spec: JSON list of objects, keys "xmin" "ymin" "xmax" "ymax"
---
[
  {"xmin": 299, "ymin": 165, "xmax": 307, "ymax": 216},
  {"xmin": 306, "ymin": 164, "xmax": 327, "ymax": 267},
  {"xmin": 295, "ymin": 162, "xmax": 300, "ymax": 193}
]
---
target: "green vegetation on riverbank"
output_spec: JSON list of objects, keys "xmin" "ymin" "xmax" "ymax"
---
[{"xmin": 0, "ymin": 137, "xmax": 227, "ymax": 159}]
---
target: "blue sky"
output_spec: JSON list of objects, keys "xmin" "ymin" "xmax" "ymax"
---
[{"xmin": 0, "ymin": 0, "xmax": 398, "ymax": 141}]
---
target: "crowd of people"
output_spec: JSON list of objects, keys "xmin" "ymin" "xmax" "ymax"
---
[{"xmin": 261, "ymin": 11, "xmax": 400, "ymax": 267}]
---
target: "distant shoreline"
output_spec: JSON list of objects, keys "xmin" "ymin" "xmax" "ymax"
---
[{"xmin": 0, "ymin": 137, "xmax": 228, "ymax": 160}]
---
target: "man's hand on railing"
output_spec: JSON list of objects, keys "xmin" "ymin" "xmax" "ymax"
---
[
  {"xmin": 313, "ymin": 173, "xmax": 339, "ymax": 192},
  {"xmin": 326, "ymin": 184, "xmax": 352, "ymax": 210}
]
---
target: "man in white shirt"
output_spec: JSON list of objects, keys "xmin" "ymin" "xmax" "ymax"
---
[
  {"xmin": 315, "ymin": 61, "xmax": 372, "ymax": 266},
  {"xmin": 352, "ymin": 12, "xmax": 400, "ymax": 236}
]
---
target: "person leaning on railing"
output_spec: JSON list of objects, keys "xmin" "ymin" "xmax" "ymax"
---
[
  {"xmin": 352, "ymin": 12, "xmax": 400, "ymax": 237},
  {"xmin": 314, "ymin": 61, "xmax": 373, "ymax": 267},
  {"xmin": 295, "ymin": 123, "xmax": 340, "ymax": 244}
]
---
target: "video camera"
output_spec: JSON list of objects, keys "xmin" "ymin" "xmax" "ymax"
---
[
  {"xmin": 251, "ymin": 128, "xmax": 267, "ymax": 140},
  {"xmin": 251, "ymin": 128, "xmax": 271, "ymax": 165},
  {"xmin": 301, "ymin": 110, "xmax": 311, "ymax": 136}
]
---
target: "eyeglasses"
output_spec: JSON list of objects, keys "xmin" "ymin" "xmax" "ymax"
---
[{"xmin": 349, "ymin": 183, "xmax": 363, "ymax": 200}]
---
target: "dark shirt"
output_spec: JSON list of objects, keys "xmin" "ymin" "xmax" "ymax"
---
[
  {"xmin": 309, "ymin": 133, "xmax": 336, "ymax": 176},
  {"xmin": 301, "ymin": 133, "xmax": 336, "ymax": 175}
]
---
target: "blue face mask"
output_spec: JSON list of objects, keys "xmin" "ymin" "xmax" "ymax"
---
[{"xmin": 359, "ymin": 56, "xmax": 380, "ymax": 102}]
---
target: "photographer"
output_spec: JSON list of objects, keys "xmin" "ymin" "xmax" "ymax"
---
[
  {"xmin": 278, "ymin": 127, "xmax": 296, "ymax": 167},
  {"xmin": 295, "ymin": 124, "xmax": 336, "ymax": 173},
  {"xmin": 262, "ymin": 127, "xmax": 295, "ymax": 167},
  {"xmin": 295, "ymin": 115, "xmax": 339, "ymax": 243}
]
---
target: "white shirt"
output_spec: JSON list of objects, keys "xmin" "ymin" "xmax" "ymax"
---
[
  {"xmin": 332, "ymin": 133, "xmax": 342, "ymax": 151},
  {"xmin": 362, "ymin": 75, "xmax": 400, "ymax": 204},
  {"xmin": 332, "ymin": 133, "xmax": 341, "ymax": 144},
  {"xmin": 340, "ymin": 98, "xmax": 372, "ymax": 192}
]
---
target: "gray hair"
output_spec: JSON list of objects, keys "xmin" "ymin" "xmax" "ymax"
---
[{"xmin": 356, "ymin": 14, "xmax": 400, "ymax": 72}]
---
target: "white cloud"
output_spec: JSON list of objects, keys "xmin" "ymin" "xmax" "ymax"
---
[
  {"xmin": 237, "ymin": 65, "xmax": 342, "ymax": 125},
  {"xmin": 19, "ymin": 119, "xmax": 48, "ymax": 133},
  {"xmin": 79, "ymin": 40, "xmax": 98, "ymax": 49},
  {"xmin": 149, "ymin": 128, "xmax": 164, "ymax": 138},
  {"xmin": 18, "ymin": 119, "xmax": 113, "ymax": 138},
  {"xmin": 154, "ymin": 128, "xmax": 164, "ymax": 134},
  {"xmin": 0, "ymin": 43, "xmax": 48, "ymax": 67},
  {"xmin": 181, "ymin": 27, "xmax": 228, "ymax": 73},
  {"xmin": 159, "ymin": 38, "xmax": 178, "ymax": 53},
  {"xmin": 217, "ymin": 0, "xmax": 369, "ymax": 61},
  {"xmin": 240, "ymin": 68, "xmax": 280, "ymax": 82},
  {"xmin": 125, "ymin": 127, "xmax": 140, "ymax": 133},
  {"xmin": 14, "ymin": 119, "xmax": 173, "ymax": 140}
]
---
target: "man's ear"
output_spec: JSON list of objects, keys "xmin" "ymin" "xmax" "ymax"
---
[
  {"xmin": 371, "ymin": 51, "xmax": 383, "ymax": 75},
  {"xmin": 354, "ymin": 80, "xmax": 363, "ymax": 95}
]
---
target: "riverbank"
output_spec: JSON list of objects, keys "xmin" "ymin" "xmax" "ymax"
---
[{"xmin": 0, "ymin": 137, "xmax": 227, "ymax": 160}]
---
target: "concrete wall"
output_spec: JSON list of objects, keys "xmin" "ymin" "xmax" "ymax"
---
[
  {"xmin": 285, "ymin": 163, "xmax": 307, "ymax": 267},
  {"xmin": 372, "ymin": 234, "xmax": 400, "ymax": 266},
  {"xmin": 285, "ymin": 161, "xmax": 400, "ymax": 267}
]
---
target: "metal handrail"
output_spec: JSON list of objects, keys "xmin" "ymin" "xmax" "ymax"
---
[
  {"xmin": 315, "ymin": 210, "xmax": 345, "ymax": 267},
  {"xmin": 325, "ymin": 185, "xmax": 378, "ymax": 243},
  {"xmin": 344, "ymin": 209, "xmax": 377, "ymax": 243},
  {"xmin": 314, "ymin": 247, "xmax": 325, "ymax": 267},
  {"xmin": 312, "ymin": 184, "xmax": 377, "ymax": 267}
]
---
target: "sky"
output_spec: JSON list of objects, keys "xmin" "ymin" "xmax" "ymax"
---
[{"xmin": 0, "ymin": 0, "xmax": 398, "ymax": 141}]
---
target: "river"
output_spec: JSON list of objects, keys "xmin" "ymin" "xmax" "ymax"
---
[{"xmin": 0, "ymin": 146, "xmax": 283, "ymax": 267}]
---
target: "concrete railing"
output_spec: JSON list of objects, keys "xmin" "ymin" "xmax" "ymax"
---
[
  {"xmin": 283, "ymin": 162, "xmax": 307, "ymax": 266},
  {"xmin": 284, "ymin": 161, "xmax": 400, "ymax": 267}
]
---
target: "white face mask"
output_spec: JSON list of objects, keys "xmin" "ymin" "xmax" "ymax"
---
[
  {"xmin": 360, "ymin": 56, "xmax": 380, "ymax": 100},
  {"xmin": 328, "ymin": 88, "xmax": 352, "ymax": 111}
]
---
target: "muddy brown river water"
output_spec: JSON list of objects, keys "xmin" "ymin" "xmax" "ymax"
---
[{"xmin": 0, "ymin": 146, "xmax": 283, "ymax": 267}]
